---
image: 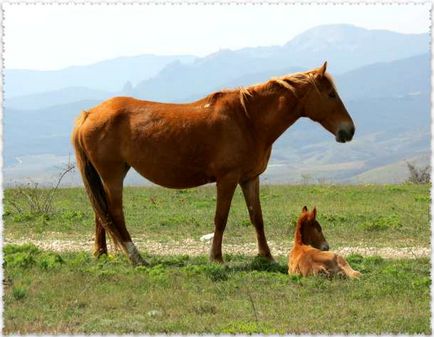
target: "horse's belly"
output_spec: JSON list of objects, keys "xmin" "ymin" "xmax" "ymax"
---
[
  {"xmin": 125, "ymin": 128, "xmax": 220, "ymax": 188},
  {"xmin": 131, "ymin": 160, "xmax": 216, "ymax": 189}
]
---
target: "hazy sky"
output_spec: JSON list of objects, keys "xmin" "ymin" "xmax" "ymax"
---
[{"xmin": 4, "ymin": 3, "xmax": 431, "ymax": 70}]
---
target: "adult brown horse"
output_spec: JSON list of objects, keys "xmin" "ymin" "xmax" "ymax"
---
[{"xmin": 72, "ymin": 62, "xmax": 355, "ymax": 265}]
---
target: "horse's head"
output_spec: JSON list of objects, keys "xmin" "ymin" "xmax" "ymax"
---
[
  {"xmin": 296, "ymin": 206, "xmax": 329, "ymax": 251},
  {"xmin": 302, "ymin": 62, "xmax": 355, "ymax": 143}
]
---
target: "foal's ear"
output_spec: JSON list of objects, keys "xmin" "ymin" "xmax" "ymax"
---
[
  {"xmin": 302, "ymin": 206, "xmax": 308, "ymax": 213},
  {"xmin": 311, "ymin": 207, "xmax": 317, "ymax": 219},
  {"xmin": 318, "ymin": 61, "xmax": 327, "ymax": 77}
]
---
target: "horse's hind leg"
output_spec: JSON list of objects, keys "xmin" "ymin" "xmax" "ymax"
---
[
  {"xmin": 94, "ymin": 215, "xmax": 107, "ymax": 257},
  {"xmin": 99, "ymin": 163, "xmax": 148, "ymax": 266}
]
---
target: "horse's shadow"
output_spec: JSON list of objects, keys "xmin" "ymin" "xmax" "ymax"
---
[
  {"xmin": 142, "ymin": 254, "xmax": 289, "ymax": 275},
  {"xmin": 228, "ymin": 256, "xmax": 288, "ymax": 274}
]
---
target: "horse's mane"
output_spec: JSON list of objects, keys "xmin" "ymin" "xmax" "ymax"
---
[
  {"xmin": 205, "ymin": 70, "xmax": 337, "ymax": 115},
  {"xmin": 267, "ymin": 70, "xmax": 336, "ymax": 98},
  {"xmin": 204, "ymin": 87, "xmax": 252, "ymax": 114}
]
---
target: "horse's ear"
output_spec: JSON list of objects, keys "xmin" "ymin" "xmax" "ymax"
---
[
  {"xmin": 318, "ymin": 61, "xmax": 327, "ymax": 77},
  {"xmin": 302, "ymin": 206, "xmax": 308, "ymax": 213}
]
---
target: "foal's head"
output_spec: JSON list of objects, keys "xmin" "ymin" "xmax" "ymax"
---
[
  {"xmin": 301, "ymin": 62, "xmax": 355, "ymax": 143},
  {"xmin": 295, "ymin": 206, "xmax": 329, "ymax": 251}
]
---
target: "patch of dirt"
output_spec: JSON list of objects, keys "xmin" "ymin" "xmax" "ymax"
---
[{"xmin": 3, "ymin": 237, "xmax": 430, "ymax": 259}]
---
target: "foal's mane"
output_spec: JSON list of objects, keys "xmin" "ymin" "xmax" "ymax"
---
[
  {"xmin": 294, "ymin": 212, "xmax": 310, "ymax": 246},
  {"xmin": 205, "ymin": 69, "xmax": 337, "ymax": 115}
]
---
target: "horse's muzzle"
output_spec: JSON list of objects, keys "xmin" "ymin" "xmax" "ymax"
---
[{"xmin": 336, "ymin": 125, "xmax": 355, "ymax": 143}]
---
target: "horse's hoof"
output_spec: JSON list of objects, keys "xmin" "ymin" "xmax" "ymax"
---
[
  {"xmin": 210, "ymin": 255, "xmax": 224, "ymax": 264},
  {"xmin": 351, "ymin": 271, "xmax": 362, "ymax": 279},
  {"xmin": 94, "ymin": 249, "xmax": 108, "ymax": 258},
  {"xmin": 132, "ymin": 257, "xmax": 150, "ymax": 267},
  {"xmin": 258, "ymin": 253, "xmax": 275, "ymax": 263}
]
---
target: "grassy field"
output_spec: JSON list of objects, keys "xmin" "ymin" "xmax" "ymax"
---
[
  {"xmin": 3, "ymin": 184, "xmax": 431, "ymax": 247},
  {"xmin": 3, "ymin": 244, "xmax": 431, "ymax": 334},
  {"xmin": 3, "ymin": 183, "xmax": 431, "ymax": 334}
]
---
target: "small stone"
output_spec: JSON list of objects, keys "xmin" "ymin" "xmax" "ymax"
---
[
  {"xmin": 200, "ymin": 233, "xmax": 214, "ymax": 242},
  {"xmin": 147, "ymin": 310, "xmax": 163, "ymax": 318}
]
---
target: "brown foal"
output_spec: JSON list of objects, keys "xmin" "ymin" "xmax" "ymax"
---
[
  {"xmin": 72, "ymin": 62, "xmax": 355, "ymax": 265},
  {"xmin": 289, "ymin": 206, "xmax": 361, "ymax": 278}
]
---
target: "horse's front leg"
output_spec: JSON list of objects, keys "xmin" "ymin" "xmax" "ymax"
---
[
  {"xmin": 210, "ymin": 175, "xmax": 238, "ymax": 263},
  {"xmin": 240, "ymin": 176, "xmax": 273, "ymax": 261}
]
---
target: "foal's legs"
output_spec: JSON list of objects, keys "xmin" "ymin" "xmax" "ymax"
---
[
  {"xmin": 240, "ymin": 176, "xmax": 273, "ymax": 261},
  {"xmin": 337, "ymin": 255, "xmax": 361, "ymax": 279},
  {"xmin": 210, "ymin": 176, "xmax": 238, "ymax": 263}
]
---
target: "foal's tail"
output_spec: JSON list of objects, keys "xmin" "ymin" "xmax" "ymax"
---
[{"xmin": 71, "ymin": 111, "xmax": 122, "ymax": 248}]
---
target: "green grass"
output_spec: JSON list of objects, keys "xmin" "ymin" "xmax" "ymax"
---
[
  {"xmin": 3, "ymin": 244, "xmax": 431, "ymax": 334},
  {"xmin": 3, "ymin": 184, "xmax": 431, "ymax": 333},
  {"xmin": 3, "ymin": 184, "xmax": 431, "ymax": 248}
]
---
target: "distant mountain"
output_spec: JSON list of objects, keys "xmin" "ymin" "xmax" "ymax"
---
[
  {"xmin": 196, "ymin": 24, "xmax": 429, "ymax": 74},
  {"xmin": 5, "ymin": 87, "xmax": 113, "ymax": 110},
  {"xmin": 194, "ymin": 52, "xmax": 430, "ymax": 105},
  {"xmin": 5, "ymin": 54, "xmax": 196, "ymax": 97},
  {"xmin": 336, "ymin": 53, "xmax": 430, "ymax": 101},
  {"xmin": 131, "ymin": 52, "xmax": 276, "ymax": 102},
  {"xmin": 279, "ymin": 24, "xmax": 429, "ymax": 73},
  {"xmin": 5, "ymin": 24, "xmax": 429, "ymax": 107},
  {"xmin": 132, "ymin": 24, "xmax": 429, "ymax": 102},
  {"xmin": 4, "ymin": 100, "xmax": 99, "ymax": 166},
  {"xmin": 353, "ymin": 152, "xmax": 430, "ymax": 184}
]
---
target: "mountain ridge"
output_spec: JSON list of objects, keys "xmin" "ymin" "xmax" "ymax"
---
[{"xmin": 5, "ymin": 54, "xmax": 196, "ymax": 97}]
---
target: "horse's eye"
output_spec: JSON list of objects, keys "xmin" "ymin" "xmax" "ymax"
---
[{"xmin": 328, "ymin": 91, "xmax": 336, "ymax": 99}]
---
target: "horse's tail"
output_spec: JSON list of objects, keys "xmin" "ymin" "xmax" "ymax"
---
[{"xmin": 71, "ymin": 111, "xmax": 122, "ymax": 248}]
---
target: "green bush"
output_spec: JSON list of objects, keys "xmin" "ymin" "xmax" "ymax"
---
[
  {"xmin": 38, "ymin": 253, "xmax": 64, "ymax": 270},
  {"xmin": 361, "ymin": 214, "xmax": 401, "ymax": 231},
  {"xmin": 4, "ymin": 244, "xmax": 64, "ymax": 271},
  {"xmin": 12, "ymin": 286, "xmax": 27, "ymax": 300}
]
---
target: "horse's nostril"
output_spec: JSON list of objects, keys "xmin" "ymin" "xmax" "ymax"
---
[
  {"xmin": 338, "ymin": 127, "xmax": 354, "ymax": 142},
  {"xmin": 322, "ymin": 243, "xmax": 330, "ymax": 251},
  {"xmin": 336, "ymin": 126, "xmax": 354, "ymax": 143}
]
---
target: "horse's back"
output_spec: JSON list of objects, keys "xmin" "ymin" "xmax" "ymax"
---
[{"xmin": 77, "ymin": 96, "xmax": 247, "ymax": 188}]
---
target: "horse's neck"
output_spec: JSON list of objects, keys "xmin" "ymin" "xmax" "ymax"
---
[{"xmin": 247, "ymin": 83, "xmax": 310, "ymax": 146}]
